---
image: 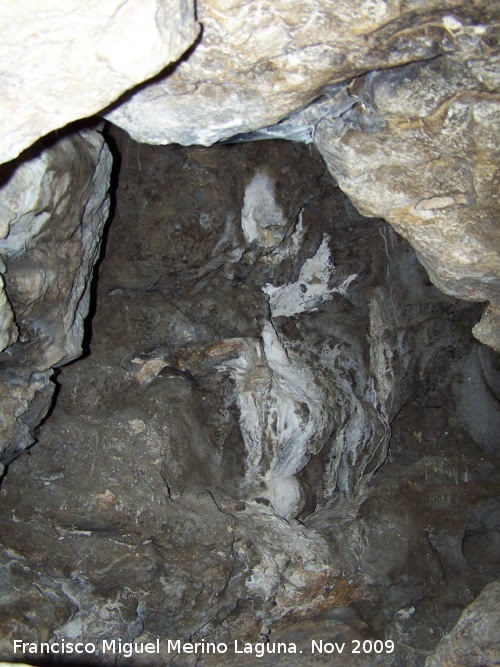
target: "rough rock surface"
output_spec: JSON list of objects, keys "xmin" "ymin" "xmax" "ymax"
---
[
  {"xmin": 0, "ymin": 0, "xmax": 198, "ymax": 164},
  {"xmin": 105, "ymin": 0, "xmax": 500, "ymax": 351},
  {"xmin": 0, "ymin": 129, "xmax": 112, "ymax": 466},
  {"xmin": 1, "ymin": 136, "xmax": 498, "ymax": 666},
  {"xmin": 0, "ymin": 1, "xmax": 498, "ymax": 357},
  {"xmin": 0, "ymin": 1, "xmax": 498, "ymax": 662},
  {"xmin": 0, "ymin": 264, "xmax": 16, "ymax": 353},
  {"xmin": 106, "ymin": 1, "xmax": 495, "ymax": 147},
  {"xmin": 313, "ymin": 40, "xmax": 500, "ymax": 352},
  {"xmin": 424, "ymin": 580, "xmax": 500, "ymax": 667}
]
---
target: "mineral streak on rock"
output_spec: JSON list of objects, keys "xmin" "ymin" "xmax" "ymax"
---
[
  {"xmin": 105, "ymin": 0, "xmax": 483, "ymax": 148},
  {"xmin": 262, "ymin": 234, "xmax": 358, "ymax": 318},
  {"xmin": 211, "ymin": 322, "xmax": 335, "ymax": 519},
  {"xmin": 241, "ymin": 171, "xmax": 289, "ymax": 249},
  {"xmin": 0, "ymin": 126, "xmax": 498, "ymax": 667}
]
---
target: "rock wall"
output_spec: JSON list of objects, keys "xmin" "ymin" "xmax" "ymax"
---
[
  {"xmin": 313, "ymin": 52, "xmax": 500, "ymax": 351},
  {"xmin": 104, "ymin": 0, "xmax": 500, "ymax": 351},
  {"xmin": 0, "ymin": 129, "xmax": 112, "ymax": 472},
  {"xmin": 425, "ymin": 580, "xmax": 500, "ymax": 667},
  {"xmin": 0, "ymin": 0, "xmax": 198, "ymax": 164}
]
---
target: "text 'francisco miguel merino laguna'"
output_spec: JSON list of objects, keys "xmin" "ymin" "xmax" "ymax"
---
[{"xmin": 13, "ymin": 639, "xmax": 299, "ymax": 658}]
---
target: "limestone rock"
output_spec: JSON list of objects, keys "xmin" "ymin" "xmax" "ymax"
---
[
  {"xmin": 0, "ymin": 0, "xmax": 198, "ymax": 164},
  {"xmin": 104, "ymin": 0, "xmax": 500, "ymax": 353},
  {"xmin": 0, "ymin": 129, "xmax": 112, "ymax": 463},
  {"xmin": 0, "ymin": 369, "xmax": 54, "ymax": 467},
  {"xmin": 313, "ymin": 30, "xmax": 500, "ymax": 351},
  {"xmin": 106, "ymin": 0, "xmax": 470, "ymax": 146},
  {"xmin": 0, "ymin": 409, "xmax": 352, "ymax": 658},
  {"xmin": 0, "ymin": 267, "xmax": 17, "ymax": 353},
  {"xmin": 1, "ymin": 0, "xmax": 498, "ymax": 360},
  {"xmin": 0, "ymin": 2, "xmax": 498, "ymax": 661},
  {"xmin": 425, "ymin": 580, "xmax": 500, "ymax": 667},
  {"xmin": 473, "ymin": 305, "xmax": 500, "ymax": 353}
]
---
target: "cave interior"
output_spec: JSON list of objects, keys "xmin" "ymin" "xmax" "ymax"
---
[{"xmin": 0, "ymin": 118, "xmax": 499, "ymax": 667}]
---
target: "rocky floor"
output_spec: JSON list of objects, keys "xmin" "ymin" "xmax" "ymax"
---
[{"xmin": 0, "ymin": 134, "xmax": 499, "ymax": 666}]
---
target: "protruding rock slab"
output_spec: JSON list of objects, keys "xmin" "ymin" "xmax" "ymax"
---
[
  {"xmin": 314, "ymin": 31, "xmax": 500, "ymax": 351},
  {"xmin": 0, "ymin": 0, "xmax": 198, "ymax": 164},
  {"xmin": 106, "ymin": 0, "xmax": 475, "ymax": 146}
]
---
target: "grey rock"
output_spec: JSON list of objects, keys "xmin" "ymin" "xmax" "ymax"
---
[
  {"xmin": 424, "ymin": 580, "xmax": 500, "ymax": 667},
  {"xmin": 313, "ymin": 35, "xmax": 500, "ymax": 351},
  {"xmin": 0, "ymin": 3, "xmax": 498, "ymax": 665},
  {"xmin": 0, "ymin": 0, "xmax": 198, "ymax": 164},
  {"xmin": 1, "ymin": 137, "xmax": 498, "ymax": 666},
  {"xmin": 0, "ymin": 129, "xmax": 112, "ymax": 462},
  {"xmin": 0, "ymin": 267, "xmax": 17, "ymax": 353},
  {"xmin": 105, "ymin": 1, "xmax": 475, "ymax": 147}
]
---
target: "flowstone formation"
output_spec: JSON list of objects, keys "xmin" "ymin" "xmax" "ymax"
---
[{"xmin": 0, "ymin": 135, "xmax": 498, "ymax": 666}]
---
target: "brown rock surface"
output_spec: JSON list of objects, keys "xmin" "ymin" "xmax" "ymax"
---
[
  {"xmin": 0, "ymin": 3, "xmax": 498, "ymax": 664},
  {"xmin": 314, "ymin": 41, "xmax": 500, "ymax": 350},
  {"xmin": 106, "ymin": 0, "xmax": 500, "ymax": 351},
  {"xmin": 424, "ymin": 580, "xmax": 500, "ymax": 667},
  {"xmin": 106, "ymin": 2, "xmax": 495, "ymax": 147}
]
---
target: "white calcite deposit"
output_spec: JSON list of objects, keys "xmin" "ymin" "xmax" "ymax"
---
[
  {"xmin": 241, "ymin": 171, "xmax": 288, "ymax": 249},
  {"xmin": 263, "ymin": 235, "xmax": 357, "ymax": 317},
  {"xmin": 214, "ymin": 322, "xmax": 334, "ymax": 519}
]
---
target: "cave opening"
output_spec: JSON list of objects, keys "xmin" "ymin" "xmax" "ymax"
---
[{"xmin": 0, "ymin": 124, "xmax": 499, "ymax": 666}]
